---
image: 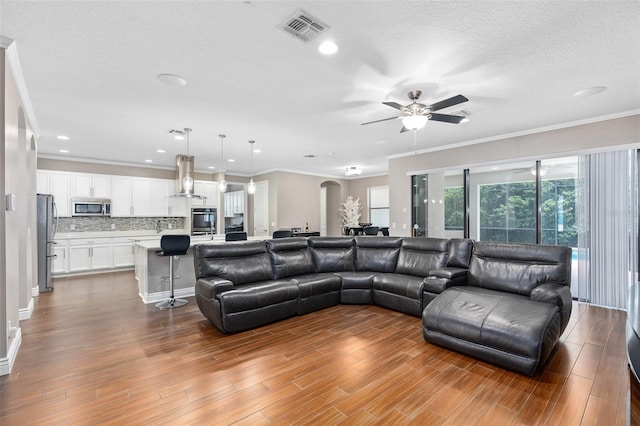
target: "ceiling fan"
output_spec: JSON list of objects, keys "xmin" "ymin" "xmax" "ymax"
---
[{"xmin": 361, "ymin": 90, "xmax": 469, "ymax": 133}]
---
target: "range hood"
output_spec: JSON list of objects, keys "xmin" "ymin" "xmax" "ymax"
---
[
  {"xmin": 172, "ymin": 154, "xmax": 204, "ymax": 199},
  {"xmin": 170, "ymin": 128, "xmax": 205, "ymax": 199}
]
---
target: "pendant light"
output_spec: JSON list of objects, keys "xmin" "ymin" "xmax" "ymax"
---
[
  {"xmin": 247, "ymin": 140, "xmax": 256, "ymax": 195},
  {"xmin": 182, "ymin": 128, "xmax": 194, "ymax": 192},
  {"xmin": 218, "ymin": 134, "xmax": 227, "ymax": 193}
]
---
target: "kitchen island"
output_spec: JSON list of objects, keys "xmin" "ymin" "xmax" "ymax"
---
[{"xmin": 134, "ymin": 235, "xmax": 263, "ymax": 304}]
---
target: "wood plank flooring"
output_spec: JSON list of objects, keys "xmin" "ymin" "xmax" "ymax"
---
[{"xmin": 0, "ymin": 271, "xmax": 632, "ymax": 425}]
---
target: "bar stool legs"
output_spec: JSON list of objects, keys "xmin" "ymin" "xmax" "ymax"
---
[{"xmin": 156, "ymin": 254, "xmax": 188, "ymax": 309}]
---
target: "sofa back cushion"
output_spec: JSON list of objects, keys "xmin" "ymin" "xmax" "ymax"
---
[
  {"xmin": 266, "ymin": 237, "xmax": 314, "ymax": 279},
  {"xmin": 354, "ymin": 236, "xmax": 402, "ymax": 273},
  {"xmin": 396, "ymin": 238, "xmax": 449, "ymax": 276},
  {"xmin": 308, "ymin": 237, "xmax": 355, "ymax": 272},
  {"xmin": 468, "ymin": 241, "xmax": 571, "ymax": 296},
  {"xmin": 448, "ymin": 238, "xmax": 474, "ymax": 268},
  {"xmin": 193, "ymin": 241, "xmax": 273, "ymax": 285}
]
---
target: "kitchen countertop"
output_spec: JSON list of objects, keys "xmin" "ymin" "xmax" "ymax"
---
[{"xmin": 134, "ymin": 235, "xmax": 264, "ymax": 250}]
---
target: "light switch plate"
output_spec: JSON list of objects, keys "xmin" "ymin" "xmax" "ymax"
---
[{"xmin": 5, "ymin": 193, "xmax": 16, "ymax": 211}]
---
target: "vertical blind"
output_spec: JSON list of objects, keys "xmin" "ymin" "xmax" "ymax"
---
[{"xmin": 577, "ymin": 149, "xmax": 638, "ymax": 309}]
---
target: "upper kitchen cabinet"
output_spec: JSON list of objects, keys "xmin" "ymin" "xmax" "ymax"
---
[
  {"xmin": 194, "ymin": 180, "xmax": 219, "ymax": 207},
  {"xmin": 71, "ymin": 173, "xmax": 111, "ymax": 198},
  {"xmin": 37, "ymin": 170, "xmax": 71, "ymax": 216}
]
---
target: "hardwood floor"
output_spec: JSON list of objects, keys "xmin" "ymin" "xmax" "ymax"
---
[{"xmin": 0, "ymin": 271, "xmax": 632, "ymax": 425}]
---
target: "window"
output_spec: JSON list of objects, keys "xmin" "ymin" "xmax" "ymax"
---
[
  {"xmin": 444, "ymin": 186, "xmax": 464, "ymax": 231},
  {"xmin": 369, "ymin": 186, "xmax": 389, "ymax": 227},
  {"xmin": 479, "ymin": 181, "xmax": 536, "ymax": 243}
]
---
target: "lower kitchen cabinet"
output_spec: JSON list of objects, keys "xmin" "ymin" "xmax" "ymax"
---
[
  {"xmin": 67, "ymin": 238, "xmax": 113, "ymax": 273},
  {"xmin": 52, "ymin": 240, "xmax": 69, "ymax": 274},
  {"xmin": 113, "ymin": 238, "xmax": 135, "ymax": 267}
]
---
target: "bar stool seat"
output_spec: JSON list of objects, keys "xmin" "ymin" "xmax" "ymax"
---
[{"xmin": 155, "ymin": 234, "xmax": 190, "ymax": 309}]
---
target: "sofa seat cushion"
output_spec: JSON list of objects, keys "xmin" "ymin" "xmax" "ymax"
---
[
  {"xmin": 372, "ymin": 273, "xmax": 425, "ymax": 316},
  {"xmin": 295, "ymin": 273, "xmax": 342, "ymax": 314},
  {"xmin": 373, "ymin": 273, "xmax": 424, "ymax": 299},
  {"xmin": 295, "ymin": 273, "xmax": 342, "ymax": 297},
  {"xmin": 423, "ymin": 287, "xmax": 562, "ymax": 376},
  {"xmin": 217, "ymin": 280, "xmax": 299, "ymax": 313},
  {"xmin": 336, "ymin": 271, "xmax": 376, "ymax": 304}
]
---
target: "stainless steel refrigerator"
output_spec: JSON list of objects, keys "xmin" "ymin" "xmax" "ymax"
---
[{"xmin": 37, "ymin": 193, "xmax": 58, "ymax": 292}]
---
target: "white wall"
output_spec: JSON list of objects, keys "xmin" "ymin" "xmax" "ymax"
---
[{"xmin": 2, "ymin": 39, "xmax": 39, "ymax": 375}]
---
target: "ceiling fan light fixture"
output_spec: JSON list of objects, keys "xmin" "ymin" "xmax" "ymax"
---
[{"xmin": 402, "ymin": 115, "xmax": 429, "ymax": 130}]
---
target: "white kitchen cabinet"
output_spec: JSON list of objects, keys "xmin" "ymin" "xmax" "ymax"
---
[
  {"xmin": 113, "ymin": 238, "xmax": 135, "ymax": 267},
  {"xmin": 150, "ymin": 179, "xmax": 171, "ymax": 216},
  {"xmin": 49, "ymin": 171, "xmax": 71, "ymax": 217},
  {"xmin": 52, "ymin": 240, "xmax": 69, "ymax": 274},
  {"xmin": 111, "ymin": 177, "xmax": 133, "ymax": 216},
  {"xmin": 68, "ymin": 238, "xmax": 113, "ymax": 272},
  {"xmin": 131, "ymin": 178, "xmax": 152, "ymax": 216},
  {"xmin": 37, "ymin": 170, "xmax": 71, "ymax": 216},
  {"xmin": 71, "ymin": 173, "xmax": 111, "ymax": 198},
  {"xmin": 36, "ymin": 170, "xmax": 49, "ymax": 194},
  {"xmin": 224, "ymin": 190, "xmax": 244, "ymax": 217},
  {"xmin": 194, "ymin": 181, "xmax": 219, "ymax": 207}
]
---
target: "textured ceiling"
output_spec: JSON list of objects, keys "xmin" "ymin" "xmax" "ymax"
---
[{"xmin": 1, "ymin": 1, "xmax": 639, "ymax": 178}]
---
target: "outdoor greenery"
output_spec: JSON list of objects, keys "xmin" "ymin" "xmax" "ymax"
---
[{"xmin": 442, "ymin": 178, "xmax": 577, "ymax": 246}]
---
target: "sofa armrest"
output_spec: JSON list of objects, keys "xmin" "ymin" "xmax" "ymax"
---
[
  {"xmin": 428, "ymin": 267, "xmax": 468, "ymax": 280},
  {"xmin": 195, "ymin": 277, "xmax": 235, "ymax": 300},
  {"xmin": 530, "ymin": 282, "xmax": 572, "ymax": 329}
]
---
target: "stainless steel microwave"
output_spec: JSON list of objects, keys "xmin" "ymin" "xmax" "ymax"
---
[
  {"xmin": 191, "ymin": 207, "xmax": 216, "ymax": 235},
  {"xmin": 71, "ymin": 197, "xmax": 111, "ymax": 217}
]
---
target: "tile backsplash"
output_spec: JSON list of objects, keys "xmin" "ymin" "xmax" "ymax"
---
[{"xmin": 58, "ymin": 217, "xmax": 185, "ymax": 233}]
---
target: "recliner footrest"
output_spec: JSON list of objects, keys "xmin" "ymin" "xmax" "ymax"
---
[{"xmin": 422, "ymin": 287, "xmax": 562, "ymax": 376}]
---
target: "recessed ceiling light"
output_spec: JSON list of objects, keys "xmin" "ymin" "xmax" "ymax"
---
[
  {"xmin": 57, "ymin": 135, "xmax": 70, "ymax": 140},
  {"xmin": 174, "ymin": 135, "xmax": 184, "ymax": 140},
  {"xmin": 573, "ymin": 86, "xmax": 607, "ymax": 97},
  {"xmin": 253, "ymin": 149, "xmax": 261, "ymax": 153},
  {"xmin": 156, "ymin": 73, "xmax": 187, "ymax": 87},
  {"xmin": 228, "ymin": 159, "xmax": 235, "ymax": 163},
  {"xmin": 145, "ymin": 159, "xmax": 153, "ymax": 163},
  {"xmin": 156, "ymin": 149, "xmax": 166, "ymax": 153},
  {"xmin": 59, "ymin": 149, "xmax": 69, "ymax": 153},
  {"xmin": 208, "ymin": 166, "xmax": 215, "ymax": 169},
  {"xmin": 318, "ymin": 41, "xmax": 338, "ymax": 55},
  {"xmin": 460, "ymin": 117, "xmax": 470, "ymax": 123}
]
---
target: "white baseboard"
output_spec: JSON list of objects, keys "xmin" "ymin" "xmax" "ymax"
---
[
  {"xmin": 32, "ymin": 285, "xmax": 39, "ymax": 297},
  {"xmin": 139, "ymin": 287, "xmax": 195, "ymax": 304},
  {"xmin": 19, "ymin": 298, "xmax": 34, "ymax": 320},
  {"xmin": 0, "ymin": 328, "xmax": 22, "ymax": 376}
]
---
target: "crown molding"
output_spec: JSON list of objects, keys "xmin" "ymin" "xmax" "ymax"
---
[{"xmin": 387, "ymin": 110, "xmax": 640, "ymax": 161}]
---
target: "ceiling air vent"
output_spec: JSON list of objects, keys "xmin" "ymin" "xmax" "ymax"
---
[{"xmin": 279, "ymin": 10, "xmax": 328, "ymax": 43}]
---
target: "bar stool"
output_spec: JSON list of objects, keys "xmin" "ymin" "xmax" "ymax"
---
[{"xmin": 155, "ymin": 234, "xmax": 190, "ymax": 309}]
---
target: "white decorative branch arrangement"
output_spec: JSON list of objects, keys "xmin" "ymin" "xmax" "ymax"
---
[{"xmin": 339, "ymin": 196, "xmax": 362, "ymax": 229}]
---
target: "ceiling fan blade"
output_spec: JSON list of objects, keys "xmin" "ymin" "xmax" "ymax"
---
[
  {"xmin": 428, "ymin": 94, "xmax": 469, "ymax": 112},
  {"xmin": 429, "ymin": 113, "xmax": 465, "ymax": 124},
  {"xmin": 382, "ymin": 101, "xmax": 406, "ymax": 111},
  {"xmin": 361, "ymin": 116, "xmax": 400, "ymax": 125},
  {"xmin": 400, "ymin": 126, "xmax": 410, "ymax": 133}
]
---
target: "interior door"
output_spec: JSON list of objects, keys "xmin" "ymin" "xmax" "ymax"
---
[{"xmin": 253, "ymin": 181, "xmax": 269, "ymax": 237}]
